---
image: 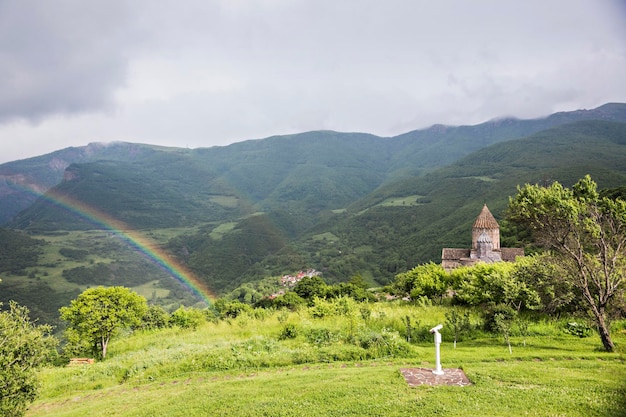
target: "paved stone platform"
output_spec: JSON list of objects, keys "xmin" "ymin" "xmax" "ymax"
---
[{"xmin": 400, "ymin": 368, "xmax": 471, "ymax": 387}]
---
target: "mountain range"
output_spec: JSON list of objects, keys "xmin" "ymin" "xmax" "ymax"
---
[{"xmin": 1, "ymin": 103, "xmax": 626, "ymax": 323}]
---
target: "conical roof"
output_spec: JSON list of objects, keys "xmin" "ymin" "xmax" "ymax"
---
[{"xmin": 473, "ymin": 204, "xmax": 499, "ymax": 229}]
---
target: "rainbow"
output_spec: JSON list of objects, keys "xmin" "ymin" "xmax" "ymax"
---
[{"xmin": 24, "ymin": 186, "xmax": 215, "ymax": 305}]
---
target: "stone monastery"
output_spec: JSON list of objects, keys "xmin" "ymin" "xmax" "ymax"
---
[{"xmin": 441, "ymin": 204, "xmax": 524, "ymax": 271}]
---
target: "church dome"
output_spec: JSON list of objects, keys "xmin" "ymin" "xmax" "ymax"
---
[{"xmin": 473, "ymin": 204, "xmax": 499, "ymax": 229}]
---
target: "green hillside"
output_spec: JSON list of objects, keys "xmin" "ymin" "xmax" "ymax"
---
[
  {"xmin": 0, "ymin": 143, "xmax": 177, "ymax": 224},
  {"xmin": 3, "ymin": 103, "xmax": 626, "ymax": 226},
  {"xmin": 25, "ymin": 304, "xmax": 626, "ymax": 417},
  {"xmin": 225, "ymin": 120, "xmax": 626, "ymax": 287},
  {"xmin": 9, "ymin": 159, "xmax": 247, "ymax": 231},
  {"xmin": 2, "ymin": 114, "xmax": 626, "ymax": 322}
]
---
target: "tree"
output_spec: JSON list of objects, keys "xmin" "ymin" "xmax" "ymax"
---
[
  {"xmin": 293, "ymin": 276, "xmax": 328, "ymax": 303},
  {"xmin": 487, "ymin": 304, "xmax": 516, "ymax": 354},
  {"xmin": 1, "ymin": 301, "xmax": 58, "ymax": 417},
  {"xmin": 511, "ymin": 255, "xmax": 576, "ymax": 315},
  {"xmin": 452, "ymin": 262, "xmax": 540, "ymax": 312},
  {"xmin": 270, "ymin": 291, "xmax": 306, "ymax": 311},
  {"xmin": 169, "ymin": 306, "xmax": 204, "ymax": 330},
  {"xmin": 508, "ymin": 175, "xmax": 626, "ymax": 352},
  {"xmin": 213, "ymin": 298, "xmax": 253, "ymax": 319},
  {"xmin": 326, "ymin": 282, "xmax": 374, "ymax": 302},
  {"xmin": 445, "ymin": 307, "xmax": 471, "ymax": 348},
  {"xmin": 392, "ymin": 262, "xmax": 450, "ymax": 303},
  {"xmin": 60, "ymin": 286, "xmax": 147, "ymax": 359},
  {"xmin": 141, "ymin": 304, "xmax": 170, "ymax": 330}
]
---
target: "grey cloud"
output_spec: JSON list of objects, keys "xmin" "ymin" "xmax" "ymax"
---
[
  {"xmin": 0, "ymin": 0, "xmax": 625, "ymax": 163},
  {"xmin": 0, "ymin": 1, "xmax": 134, "ymax": 122}
]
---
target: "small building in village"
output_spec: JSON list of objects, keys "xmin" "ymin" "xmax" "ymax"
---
[{"xmin": 441, "ymin": 204, "xmax": 524, "ymax": 271}]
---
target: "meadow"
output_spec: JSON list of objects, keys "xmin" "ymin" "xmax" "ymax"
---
[{"xmin": 27, "ymin": 303, "xmax": 626, "ymax": 417}]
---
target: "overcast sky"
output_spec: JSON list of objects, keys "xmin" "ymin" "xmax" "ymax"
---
[{"xmin": 1, "ymin": 0, "xmax": 625, "ymax": 163}]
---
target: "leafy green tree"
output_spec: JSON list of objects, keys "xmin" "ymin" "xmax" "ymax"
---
[
  {"xmin": 169, "ymin": 306, "xmax": 204, "ymax": 330},
  {"xmin": 487, "ymin": 304, "xmax": 516, "ymax": 354},
  {"xmin": 141, "ymin": 304, "xmax": 170, "ymax": 330},
  {"xmin": 392, "ymin": 262, "xmax": 450, "ymax": 303},
  {"xmin": 271, "ymin": 291, "xmax": 306, "ymax": 311},
  {"xmin": 508, "ymin": 175, "xmax": 626, "ymax": 352},
  {"xmin": 293, "ymin": 276, "xmax": 328, "ymax": 303},
  {"xmin": 1, "ymin": 301, "xmax": 58, "ymax": 417},
  {"xmin": 452, "ymin": 262, "xmax": 540, "ymax": 312},
  {"xmin": 326, "ymin": 282, "xmax": 375, "ymax": 302},
  {"xmin": 59, "ymin": 286, "xmax": 148, "ymax": 359},
  {"xmin": 445, "ymin": 307, "xmax": 471, "ymax": 348},
  {"xmin": 214, "ymin": 298, "xmax": 253, "ymax": 319},
  {"xmin": 348, "ymin": 273, "xmax": 368, "ymax": 289},
  {"xmin": 511, "ymin": 255, "xmax": 576, "ymax": 315}
]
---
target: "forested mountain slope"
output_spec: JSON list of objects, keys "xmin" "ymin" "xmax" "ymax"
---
[
  {"xmin": 170, "ymin": 120, "xmax": 626, "ymax": 290},
  {"xmin": 2, "ymin": 109, "xmax": 626, "ymax": 324},
  {"xmin": 2, "ymin": 103, "xmax": 626, "ymax": 225}
]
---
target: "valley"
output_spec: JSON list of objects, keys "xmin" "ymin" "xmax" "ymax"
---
[{"xmin": 1, "ymin": 105, "xmax": 626, "ymax": 323}]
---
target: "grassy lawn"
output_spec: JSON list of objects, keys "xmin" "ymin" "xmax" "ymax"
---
[
  {"xmin": 26, "ymin": 305, "xmax": 626, "ymax": 417},
  {"xmin": 28, "ymin": 357, "xmax": 626, "ymax": 417}
]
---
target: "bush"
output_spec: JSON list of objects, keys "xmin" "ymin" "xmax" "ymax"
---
[
  {"xmin": 0, "ymin": 302, "xmax": 58, "ymax": 417},
  {"xmin": 355, "ymin": 328, "xmax": 410, "ymax": 358},
  {"xmin": 306, "ymin": 327, "xmax": 340, "ymax": 346},
  {"xmin": 483, "ymin": 304, "xmax": 516, "ymax": 333},
  {"xmin": 272, "ymin": 292, "xmax": 306, "ymax": 311},
  {"xmin": 392, "ymin": 262, "xmax": 450, "ymax": 302},
  {"xmin": 565, "ymin": 321, "xmax": 592, "ymax": 338},
  {"xmin": 214, "ymin": 299, "xmax": 253, "ymax": 319},
  {"xmin": 141, "ymin": 305, "xmax": 170, "ymax": 330},
  {"xmin": 279, "ymin": 323, "xmax": 299, "ymax": 340},
  {"xmin": 169, "ymin": 306, "xmax": 204, "ymax": 330},
  {"xmin": 318, "ymin": 344, "xmax": 368, "ymax": 362},
  {"xmin": 359, "ymin": 305, "xmax": 372, "ymax": 321},
  {"xmin": 309, "ymin": 297, "xmax": 336, "ymax": 319}
]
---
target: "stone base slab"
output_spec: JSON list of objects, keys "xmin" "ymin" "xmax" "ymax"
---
[{"xmin": 400, "ymin": 367, "xmax": 471, "ymax": 387}]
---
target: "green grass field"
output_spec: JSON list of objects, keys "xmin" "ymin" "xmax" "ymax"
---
[{"xmin": 26, "ymin": 304, "xmax": 626, "ymax": 417}]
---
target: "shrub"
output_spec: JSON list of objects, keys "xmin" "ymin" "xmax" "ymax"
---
[
  {"xmin": 306, "ymin": 327, "xmax": 340, "ymax": 346},
  {"xmin": 279, "ymin": 323, "xmax": 299, "ymax": 340},
  {"xmin": 0, "ymin": 302, "xmax": 58, "ymax": 417},
  {"xmin": 203, "ymin": 306, "xmax": 220, "ymax": 323},
  {"xmin": 141, "ymin": 305, "xmax": 170, "ymax": 330},
  {"xmin": 359, "ymin": 305, "xmax": 372, "ymax": 321},
  {"xmin": 170, "ymin": 306, "xmax": 204, "ymax": 330},
  {"xmin": 309, "ymin": 297, "xmax": 336, "ymax": 319},
  {"xmin": 277, "ymin": 308, "xmax": 290, "ymax": 323},
  {"xmin": 392, "ymin": 262, "xmax": 450, "ymax": 303},
  {"xmin": 355, "ymin": 328, "xmax": 410, "ymax": 358},
  {"xmin": 483, "ymin": 304, "xmax": 516, "ymax": 333},
  {"xmin": 272, "ymin": 291, "xmax": 306, "ymax": 311},
  {"xmin": 565, "ymin": 321, "xmax": 592, "ymax": 338},
  {"xmin": 214, "ymin": 299, "xmax": 253, "ymax": 319},
  {"xmin": 318, "ymin": 344, "xmax": 368, "ymax": 362}
]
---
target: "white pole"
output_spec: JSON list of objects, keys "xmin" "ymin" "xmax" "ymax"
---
[{"xmin": 431, "ymin": 324, "xmax": 444, "ymax": 375}]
